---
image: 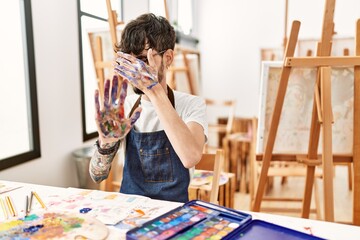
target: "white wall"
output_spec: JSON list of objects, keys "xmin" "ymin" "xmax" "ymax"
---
[
  {"xmin": 197, "ymin": 0, "xmax": 360, "ymax": 117},
  {"xmin": 0, "ymin": 0, "xmax": 148, "ymax": 187},
  {"xmin": 1, "ymin": 0, "xmax": 360, "ymax": 187},
  {"xmin": 1, "ymin": 0, "xmax": 86, "ymax": 187}
]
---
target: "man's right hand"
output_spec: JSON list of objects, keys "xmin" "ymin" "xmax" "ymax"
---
[{"xmin": 94, "ymin": 75, "xmax": 141, "ymax": 146}]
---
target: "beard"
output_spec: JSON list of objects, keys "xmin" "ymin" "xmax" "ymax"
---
[{"xmin": 133, "ymin": 62, "xmax": 165, "ymax": 95}]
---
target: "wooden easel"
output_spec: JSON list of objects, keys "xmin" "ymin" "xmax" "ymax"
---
[
  {"xmin": 87, "ymin": 0, "xmax": 125, "ymax": 102},
  {"xmin": 106, "ymin": 0, "xmax": 124, "ymax": 50},
  {"xmin": 252, "ymin": 0, "xmax": 360, "ymax": 225},
  {"xmin": 161, "ymin": 0, "xmax": 200, "ymax": 95},
  {"xmin": 88, "ymin": 33, "xmax": 113, "ymax": 102},
  {"xmin": 167, "ymin": 45, "xmax": 201, "ymax": 95}
]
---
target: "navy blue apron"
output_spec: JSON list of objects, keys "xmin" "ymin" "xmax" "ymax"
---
[{"xmin": 120, "ymin": 87, "xmax": 190, "ymax": 202}]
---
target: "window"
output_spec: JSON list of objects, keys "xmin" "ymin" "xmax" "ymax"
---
[
  {"xmin": 0, "ymin": 0, "xmax": 40, "ymax": 170},
  {"xmin": 149, "ymin": 0, "xmax": 194, "ymax": 35},
  {"xmin": 78, "ymin": 0, "xmax": 123, "ymax": 141},
  {"xmin": 177, "ymin": 0, "xmax": 193, "ymax": 35}
]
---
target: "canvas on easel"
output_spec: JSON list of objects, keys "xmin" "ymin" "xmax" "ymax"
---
[
  {"xmin": 257, "ymin": 61, "xmax": 354, "ymax": 155},
  {"xmin": 252, "ymin": 0, "xmax": 360, "ymax": 225}
]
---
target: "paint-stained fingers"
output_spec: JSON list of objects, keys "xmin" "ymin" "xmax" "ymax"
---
[
  {"xmin": 103, "ymin": 79, "xmax": 111, "ymax": 111},
  {"xmin": 115, "ymin": 65, "xmax": 139, "ymax": 78},
  {"xmin": 115, "ymin": 68, "xmax": 137, "ymax": 83},
  {"xmin": 115, "ymin": 59, "xmax": 138, "ymax": 72},
  {"xmin": 129, "ymin": 107, "xmax": 142, "ymax": 126},
  {"xmin": 137, "ymin": 58, "xmax": 157, "ymax": 82},
  {"xmin": 115, "ymin": 67, "xmax": 138, "ymax": 84},
  {"xmin": 118, "ymin": 80, "xmax": 128, "ymax": 119},
  {"xmin": 141, "ymin": 71, "xmax": 157, "ymax": 82},
  {"xmin": 139, "ymin": 61, "xmax": 152, "ymax": 76},
  {"xmin": 117, "ymin": 51, "xmax": 138, "ymax": 63},
  {"xmin": 111, "ymin": 75, "xmax": 119, "ymax": 106}
]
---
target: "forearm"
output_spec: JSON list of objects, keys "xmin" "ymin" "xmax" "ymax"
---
[
  {"xmin": 147, "ymin": 85, "xmax": 205, "ymax": 168},
  {"xmin": 89, "ymin": 141, "xmax": 119, "ymax": 183}
]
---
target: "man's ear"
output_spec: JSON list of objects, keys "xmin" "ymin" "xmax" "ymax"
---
[{"xmin": 164, "ymin": 49, "xmax": 174, "ymax": 68}]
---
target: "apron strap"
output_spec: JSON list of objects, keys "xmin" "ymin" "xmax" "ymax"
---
[{"xmin": 128, "ymin": 85, "xmax": 175, "ymax": 118}]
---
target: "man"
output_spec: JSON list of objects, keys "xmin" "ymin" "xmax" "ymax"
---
[{"xmin": 89, "ymin": 13, "xmax": 207, "ymax": 202}]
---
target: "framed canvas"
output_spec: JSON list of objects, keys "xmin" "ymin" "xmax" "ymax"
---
[{"xmin": 257, "ymin": 61, "xmax": 354, "ymax": 155}]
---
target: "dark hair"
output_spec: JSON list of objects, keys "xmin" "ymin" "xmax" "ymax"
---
[{"xmin": 115, "ymin": 13, "xmax": 176, "ymax": 55}]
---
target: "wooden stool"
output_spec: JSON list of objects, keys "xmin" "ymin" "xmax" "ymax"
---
[{"xmin": 222, "ymin": 117, "xmax": 253, "ymax": 193}]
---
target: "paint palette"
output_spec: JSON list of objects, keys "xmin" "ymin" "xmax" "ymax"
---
[
  {"xmin": 0, "ymin": 211, "xmax": 109, "ymax": 240},
  {"xmin": 126, "ymin": 200, "xmax": 325, "ymax": 240}
]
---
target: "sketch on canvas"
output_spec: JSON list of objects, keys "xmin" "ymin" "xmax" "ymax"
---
[{"xmin": 257, "ymin": 61, "xmax": 354, "ymax": 155}]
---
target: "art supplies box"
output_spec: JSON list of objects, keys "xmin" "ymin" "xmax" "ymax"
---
[{"xmin": 126, "ymin": 200, "xmax": 325, "ymax": 240}]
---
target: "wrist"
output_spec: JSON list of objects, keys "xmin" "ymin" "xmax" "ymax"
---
[
  {"xmin": 95, "ymin": 139, "xmax": 120, "ymax": 155},
  {"xmin": 145, "ymin": 83, "xmax": 165, "ymax": 99},
  {"xmin": 99, "ymin": 140, "xmax": 116, "ymax": 149}
]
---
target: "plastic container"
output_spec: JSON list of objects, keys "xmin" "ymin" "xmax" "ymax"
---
[
  {"xmin": 126, "ymin": 200, "xmax": 325, "ymax": 240},
  {"xmin": 72, "ymin": 146, "xmax": 98, "ymax": 190}
]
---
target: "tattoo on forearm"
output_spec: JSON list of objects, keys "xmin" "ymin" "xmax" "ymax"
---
[{"xmin": 89, "ymin": 149, "xmax": 117, "ymax": 183}]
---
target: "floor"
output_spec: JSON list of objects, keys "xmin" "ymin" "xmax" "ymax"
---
[{"xmin": 233, "ymin": 165, "xmax": 353, "ymax": 223}]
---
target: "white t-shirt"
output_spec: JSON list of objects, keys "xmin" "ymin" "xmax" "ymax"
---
[
  {"xmin": 124, "ymin": 90, "xmax": 208, "ymax": 139},
  {"xmin": 123, "ymin": 90, "xmax": 208, "ymax": 179}
]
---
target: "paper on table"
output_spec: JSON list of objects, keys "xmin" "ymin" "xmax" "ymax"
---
[
  {"xmin": 44, "ymin": 188, "xmax": 150, "ymax": 225},
  {"xmin": 0, "ymin": 182, "xmax": 22, "ymax": 194},
  {"xmin": 114, "ymin": 198, "xmax": 182, "ymax": 231}
]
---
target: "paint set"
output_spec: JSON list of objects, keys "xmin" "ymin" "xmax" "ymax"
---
[{"xmin": 126, "ymin": 200, "xmax": 325, "ymax": 240}]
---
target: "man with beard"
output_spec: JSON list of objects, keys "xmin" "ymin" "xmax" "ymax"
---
[{"xmin": 89, "ymin": 13, "xmax": 208, "ymax": 202}]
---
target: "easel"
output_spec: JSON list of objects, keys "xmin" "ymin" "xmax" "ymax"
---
[
  {"xmin": 167, "ymin": 45, "xmax": 201, "ymax": 95},
  {"xmin": 161, "ymin": 0, "xmax": 200, "ymax": 95},
  {"xmin": 106, "ymin": 0, "xmax": 124, "ymax": 50},
  {"xmin": 88, "ymin": 33, "xmax": 113, "ymax": 103},
  {"xmin": 252, "ymin": 0, "xmax": 360, "ymax": 225}
]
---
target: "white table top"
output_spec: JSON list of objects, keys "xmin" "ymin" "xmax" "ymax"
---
[{"xmin": 1, "ymin": 180, "xmax": 360, "ymax": 240}]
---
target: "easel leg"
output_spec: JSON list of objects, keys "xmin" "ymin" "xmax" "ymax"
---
[
  {"xmin": 314, "ymin": 178, "xmax": 322, "ymax": 220},
  {"xmin": 302, "ymin": 166, "xmax": 316, "ymax": 218},
  {"xmin": 252, "ymin": 21, "xmax": 301, "ymax": 211},
  {"xmin": 302, "ymin": 70, "xmax": 322, "ymax": 218},
  {"xmin": 353, "ymin": 19, "xmax": 360, "ymax": 226},
  {"xmin": 321, "ymin": 67, "xmax": 335, "ymax": 222}
]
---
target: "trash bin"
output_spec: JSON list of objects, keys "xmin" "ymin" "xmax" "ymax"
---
[{"xmin": 72, "ymin": 146, "xmax": 99, "ymax": 190}]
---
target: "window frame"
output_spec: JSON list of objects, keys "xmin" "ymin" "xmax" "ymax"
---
[
  {"xmin": 77, "ymin": 0, "xmax": 123, "ymax": 141},
  {"xmin": 0, "ymin": 0, "xmax": 41, "ymax": 170}
]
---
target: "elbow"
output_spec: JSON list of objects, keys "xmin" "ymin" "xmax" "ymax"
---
[{"xmin": 182, "ymin": 150, "xmax": 203, "ymax": 169}]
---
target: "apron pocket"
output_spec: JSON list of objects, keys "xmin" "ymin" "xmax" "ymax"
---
[{"xmin": 139, "ymin": 147, "xmax": 174, "ymax": 182}]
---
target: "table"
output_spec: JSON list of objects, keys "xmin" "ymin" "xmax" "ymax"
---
[
  {"xmin": 0, "ymin": 180, "xmax": 181, "ymax": 240},
  {"xmin": 1, "ymin": 180, "xmax": 360, "ymax": 239}
]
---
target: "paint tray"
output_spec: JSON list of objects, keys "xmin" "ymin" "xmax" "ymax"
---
[{"xmin": 126, "ymin": 200, "xmax": 325, "ymax": 240}]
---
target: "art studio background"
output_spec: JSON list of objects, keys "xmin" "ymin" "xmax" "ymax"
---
[{"xmin": 1, "ymin": 0, "xmax": 360, "ymax": 198}]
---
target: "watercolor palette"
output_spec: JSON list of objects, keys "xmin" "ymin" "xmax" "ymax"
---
[
  {"xmin": 0, "ymin": 211, "xmax": 108, "ymax": 240},
  {"xmin": 126, "ymin": 200, "xmax": 325, "ymax": 240}
]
